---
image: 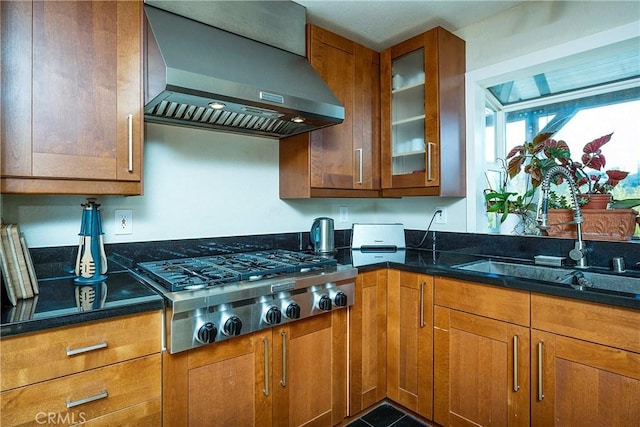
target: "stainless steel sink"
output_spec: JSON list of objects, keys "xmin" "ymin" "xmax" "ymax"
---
[{"xmin": 453, "ymin": 260, "xmax": 640, "ymax": 295}]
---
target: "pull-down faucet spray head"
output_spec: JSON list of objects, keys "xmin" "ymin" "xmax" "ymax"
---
[{"xmin": 538, "ymin": 165, "xmax": 588, "ymax": 268}]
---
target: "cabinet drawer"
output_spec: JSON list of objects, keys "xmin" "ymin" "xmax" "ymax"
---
[
  {"xmin": 532, "ymin": 293, "xmax": 640, "ymax": 353},
  {"xmin": 75, "ymin": 397, "xmax": 161, "ymax": 427},
  {"xmin": 1, "ymin": 311, "xmax": 162, "ymax": 390},
  {"xmin": 434, "ymin": 277, "xmax": 530, "ymax": 326},
  {"xmin": 1, "ymin": 354, "xmax": 161, "ymax": 427}
]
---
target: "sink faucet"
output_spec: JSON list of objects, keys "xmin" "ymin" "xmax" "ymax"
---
[{"xmin": 537, "ymin": 165, "xmax": 588, "ymax": 268}]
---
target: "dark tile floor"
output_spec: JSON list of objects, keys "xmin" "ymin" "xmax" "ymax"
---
[{"xmin": 345, "ymin": 403, "xmax": 432, "ymax": 427}]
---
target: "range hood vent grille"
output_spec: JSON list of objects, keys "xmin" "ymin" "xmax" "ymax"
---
[
  {"xmin": 143, "ymin": 5, "xmax": 344, "ymax": 138},
  {"xmin": 149, "ymin": 100, "xmax": 307, "ymax": 136}
]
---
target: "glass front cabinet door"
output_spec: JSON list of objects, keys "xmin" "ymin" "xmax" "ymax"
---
[{"xmin": 381, "ymin": 27, "xmax": 466, "ymax": 197}]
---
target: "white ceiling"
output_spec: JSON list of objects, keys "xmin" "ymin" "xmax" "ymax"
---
[{"xmin": 294, "ymin": 0, "xmax": 527, "ymax": 51}]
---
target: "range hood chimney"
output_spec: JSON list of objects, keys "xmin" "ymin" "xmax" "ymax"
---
[{"xmin": 143, "ymin": 4, "xmax": 344, "ymax": 138}]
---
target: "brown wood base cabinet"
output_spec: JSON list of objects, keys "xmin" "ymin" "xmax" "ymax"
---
[
  {"xmin": 162, "ymin": 311, "xmax": 347, "ymax": 427},
  {"xmin": 386, "ymin": 270, "xmax": 434, "ymax": 420},
  {"xmin": 349, "ymin": 270, "xmax": 388, "ymax": 415},
  {"xmin": 0, "ymin": 311, "xmax": 163, "ymax": 426},
  {"xmin": 531, "ymin": 294, "xmax": 640, "ymax": 426},
  {"xmin": 434, "ymin": 277, "xmax": 531, "ymax": 426}
]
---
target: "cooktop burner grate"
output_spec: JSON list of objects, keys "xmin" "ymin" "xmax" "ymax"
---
[{"xmin": 138, "ymin": 249, "xmax": 337, "ymax": 292}]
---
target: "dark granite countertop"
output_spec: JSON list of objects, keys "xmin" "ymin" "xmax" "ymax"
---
[
  {"xmin": 341, "ymin": 248, "xmax": 640, "ymax": 311},
  {"xmin": 0, "ymin": 268, "xmax": 164, "ymax": 337},
  {"xmin": 3, "ymin": 231, "xmax": 637, "ymax": 338}
]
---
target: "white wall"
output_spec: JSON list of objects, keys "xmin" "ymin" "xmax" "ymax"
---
[
  {"xmin": 2, "ymin": 124, "xmax": 462, "ymax": 247},
  {"xmin": 3, "ymin": 1, "xmax": 638, "ymax": 248}
]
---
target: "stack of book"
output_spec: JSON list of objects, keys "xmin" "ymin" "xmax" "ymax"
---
[{"xmin": 0, "ymin": 224, "xmax": 39, "ymax": 306}]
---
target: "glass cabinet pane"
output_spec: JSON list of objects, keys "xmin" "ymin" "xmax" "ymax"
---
[{"xmin": 391, "ymin": 48, "xmax": 425, "ymax": 176}]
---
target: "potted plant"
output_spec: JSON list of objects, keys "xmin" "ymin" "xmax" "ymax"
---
[
  {"xmin": 484, "ymin": 159, "xmax": 536, "ymax": 234},
  {"xmin": 505, "ymin": 132, "xmax": 640, "ymax": 240}
]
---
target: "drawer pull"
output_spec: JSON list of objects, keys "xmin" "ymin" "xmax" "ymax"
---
[
  {"xmin": 263, "ymin": 338, "xmax": 269, "ymax": 396},
  {"xmin": 538, "ymin": 341, "xmax": 545, "ymax": 401},
  {"xmin": 356, "ymin": 148, "xmax": 363, "ymax": 184},
  {"xmin": 127, "ymin": 113, "xmax": 134, "ymax": 172},
  {"xmin": 419, "ymin": 281, "xmax": 426, "ymax": 328},
  {"xmin": 67, "ymin": 390, "xmax": 108, "ymax": 408},
  {"xmin": 427, "ymin": 142, "xmax": 435, "ymax": 181},
  {"xmin": 66, "ymin": 341, "xmax": 107, "ymax": 356},
  {"xmin": 280, "ymin": 331, "xmax": 287, "ymax": 387},
  {"xmin": 513, "ymin": 335, "xmax": 519, "ymax": 392}
]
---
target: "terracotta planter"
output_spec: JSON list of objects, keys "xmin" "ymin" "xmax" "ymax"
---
[
  {"xmin": 543, "ymin": 209, "xmax": 638, "ymax": 241},
  {"xmin": 581, "ymin": 193, "xmax": 611, "ymax": 209}
]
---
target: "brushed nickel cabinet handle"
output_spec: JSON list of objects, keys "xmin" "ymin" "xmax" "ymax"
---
[
  {"xmin": 66, "ymin": 341, "xmax": 107, "ymax": 356},
  {"xmin": 427, "ymin": 142, "xmax": 435, "ymax": 181},
  {"xmin": 355, "ymin": 148, "xmax": 363, "ymax": 184},
  {"xmin": 280, "ymin": 331, "xmax": 287, "ymax": 387},
  {"xmin": 538, "ymin": 341, "xmax": 545, "ymax": 401},
  {"xmin": 263, "ymin": 338, "xmax": 269, "ymax": 396},
  {"xmin": 67, "ymin": 390, "xmax": 108, "ymax": 408},
  {"xmin": 419, "ymin": 281, "xmax": 426, "ymax": 328},
  {"xmin": 127, "ymin": 113, "xmax": 133, "ymax": 172},
  {"xmin": 513, "ymin": 335, "xmax": 519, "ymax": 392}
]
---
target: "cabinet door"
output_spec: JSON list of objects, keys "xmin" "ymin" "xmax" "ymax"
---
[
  {"xmin": 386, "ymin": 270, "xmax": 433, "ymax": 419},
  {"xmin": 163, "ymin": 332, "xmax": 272, "ymax": 427},
  {"xmin": 273, "ymin": 311, "xmax": 347, "ymax": 427},
  {"xmin": 1, "ymin": 0, "xmax": 142, "ymax": 195},
  {"xmin": 349, "ymin": 270, "xmax": 387, "ymax": 414},
  {"xmin": 381, "ymin": 27, "xmax": 465, "ymax": 197},
  {"xmin": 279, "ymin": 25, "xmax": 380, "ymax": 198},
  {"xmin": 434, "ymin": 306, "xmax": 530, "ymax": 426},
  {"xmin": 532, "ymin": 330, "xmax": 640, "ymax": 426}
]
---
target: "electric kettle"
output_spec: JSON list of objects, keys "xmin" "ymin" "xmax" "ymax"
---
[{"xmin": 310, "ymin": 217, "xmax": 335, "ymax": 255}]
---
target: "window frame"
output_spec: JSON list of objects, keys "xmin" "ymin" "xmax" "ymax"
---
[{"xmin": 465, "ymin": 22, "xmax": 640, "ymax": 234}]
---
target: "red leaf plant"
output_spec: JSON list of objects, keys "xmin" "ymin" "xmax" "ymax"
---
[{"xmin": 506, "ymin": 132, "xmax": 629, "ymax": 196}]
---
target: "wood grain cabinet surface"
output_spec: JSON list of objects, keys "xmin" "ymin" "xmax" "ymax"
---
[
  {"xmin": 1, "ymin": 0, "xmax": 143, "ymax": 195},
  {"xmin": 433, "ymin": 276, "xmax": 639, "ymax": 427},
  {"xmin": 386, "ymin": 270, "xmax": 434, "ymax": 420},
  {"xmin": 280, "ymin": 24, "xmax": 381, "ymax": 198},
  {"xmin": 381, "ymin": 27, "xmax": 466, "ymax": 197},
  {"xmin": 434, "ymin": 277, "xmax": 532, "ymax": 426},
  {"xmin": 349, "ymin": 270, "xmax": 388, "ymax": 415},
  {"xmin": 0, "ymin": 311, "xmax": 163, "ymax": 426},
  {"xmin": 162, "ymin": 311, "xmax": 347, "ymax": 427},
  {"xmin": 531, "ymin": 294, "xmax": 640, "ymax": 426}
]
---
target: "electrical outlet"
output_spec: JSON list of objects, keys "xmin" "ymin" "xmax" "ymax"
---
[
  {"xmin": 339, "ymin": 206, "xmax": 349, "ymax": 223},
  {"xmin": 435, "ymin": 207, "xmax": 447, "ymax": 224},
  {"xmin": 115, "ymin": 209, "xmax": 133, "ymax": 235}
]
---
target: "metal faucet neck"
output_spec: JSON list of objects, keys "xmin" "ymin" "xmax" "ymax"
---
[{"xmin": 538, "ymin": 165, "xmax": 588, "ymax": 268}]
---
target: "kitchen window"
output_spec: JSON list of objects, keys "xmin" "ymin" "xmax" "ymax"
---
[{"xmin": 481, "ymin": 37, "xmax": 640, "ymax": 236}]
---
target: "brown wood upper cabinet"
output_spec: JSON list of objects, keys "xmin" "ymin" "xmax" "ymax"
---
[
  {"xmin": 381, "ymin": 27, "xmax": 466, "ymax": 197},
  {"xmin": 279, "ymin": 25, "xmax": 380, "ymax": 198},
  {"xmin": 1, "ymin": 0, "xmax": 143, "ymax": 195}
]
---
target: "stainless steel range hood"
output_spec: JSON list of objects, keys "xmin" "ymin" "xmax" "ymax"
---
[{"xmin": 144, "ymin": 4, "xmax": 344, "ymax": 138}]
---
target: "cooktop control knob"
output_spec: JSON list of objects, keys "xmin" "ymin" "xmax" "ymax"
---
[
  {"xmin": 265, "ymin": 306, "xmax": 282, "ymax": 325},
  {"xmin": 223, "ymin": 316, "xmax": 243, "ymax": 336},
  {"xmin": 196, "ymin": 322, "xmax": 217, "ymax": 344},
  {"xmin": 318, "ymin": 294, "xmax": 332, "ymax": 311},
  {"xmin": 285, "ymin": 302, "xmax": 301, "ymax": 319},
  {"xmin": 334, "ymin": 291, "xmax": 348, "ymax": 307}
]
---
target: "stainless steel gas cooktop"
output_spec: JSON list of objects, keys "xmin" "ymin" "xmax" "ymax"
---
[{"xmin": 134, "ymin": 249, "xmax": 357, "ymax": 353}]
